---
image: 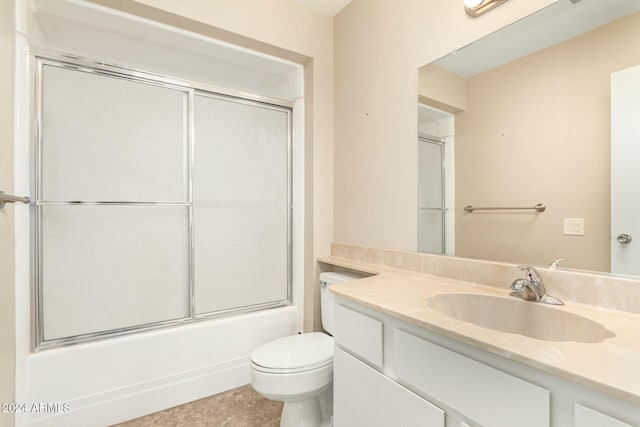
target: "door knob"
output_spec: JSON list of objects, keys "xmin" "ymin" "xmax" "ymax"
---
[{"xmin": 617, "ymin": 234, "xmax": 632, "ymax": 244}]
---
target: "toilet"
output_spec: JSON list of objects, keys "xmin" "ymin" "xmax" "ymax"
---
[{"xmin": 250, "ymin": 271, "xmax": 364, "ymax": 427}]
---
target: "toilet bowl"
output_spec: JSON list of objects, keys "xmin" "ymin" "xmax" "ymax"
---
[{"xmin": 250, "ymin": 271, "xmax": 364, "ymax": 427}]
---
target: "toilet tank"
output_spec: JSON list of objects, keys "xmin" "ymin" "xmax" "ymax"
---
[{"xmin": 319, "ymin": 271, "xmax": 366, "ymax": 335}]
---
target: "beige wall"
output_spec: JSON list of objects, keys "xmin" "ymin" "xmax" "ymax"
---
[
  {"xmin": 418, "ymin": 65, "xmax": 467, "ymax": 113},
  {"xmin": 125, "ymin": 0, "xmax": 334, "ymax": 331},
  {"xmin": 0, "ymin": 0, "xmax": 15, "ymax": 425},
  {"xmin": 455, "ymin": 13, "xmax": 640, "ymax": 271},
  {"xmin": 334, "ymin": 0, "xmax": 555, "ymax": 251}
]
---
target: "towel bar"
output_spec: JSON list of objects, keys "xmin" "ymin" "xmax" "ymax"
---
[{"xmin": 464, "ymin": 203, "xmax": 545, "ymax": 213}]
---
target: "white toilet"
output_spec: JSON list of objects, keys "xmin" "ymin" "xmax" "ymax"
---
[{"xmin": 250, "ymin": 271, "xmax": 364, "ymax": 427}]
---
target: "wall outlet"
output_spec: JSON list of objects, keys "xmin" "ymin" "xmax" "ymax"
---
[{"xmin": 564, "ymin": 218, "xmax": 585, "ymax": 236}]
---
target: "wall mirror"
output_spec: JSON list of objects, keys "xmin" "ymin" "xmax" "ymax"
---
[{"xmin": 417, "ymin": 0, "xmax": 640, "ymax": 277}]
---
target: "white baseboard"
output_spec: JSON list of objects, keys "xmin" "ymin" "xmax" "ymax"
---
[{"xmin": 26, "ymin": 356, "xmax": 251, "ymax": 427}]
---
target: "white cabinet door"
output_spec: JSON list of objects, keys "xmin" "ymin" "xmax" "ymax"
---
[
  {"xmin": 575, "ymin": 404, "xmax": 632, "ymax": 427},
  {"xmin": 334, "ymin": 304, "xmax": 384, "ymax": 367},
  {"xmin": 334, "ymin": 347, "xmax": 445, "ymax": 427},
  {"xmin": 393, "ymin": 329, "xmax": 550, "ymax": 427}
]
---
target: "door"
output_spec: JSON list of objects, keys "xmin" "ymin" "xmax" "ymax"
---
[{"xmin": 611, "ymin": 65, "xmax": 640, "ymax": 275}]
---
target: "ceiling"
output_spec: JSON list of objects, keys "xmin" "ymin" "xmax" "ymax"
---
[{"xmin": 292, "ymin": 0, "xmax": 353, "ymax": 17}]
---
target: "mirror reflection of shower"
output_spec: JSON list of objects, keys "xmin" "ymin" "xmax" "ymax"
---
[{"xmin": 418, "ymin": 104, "xmax": 455, "ymax": 255}]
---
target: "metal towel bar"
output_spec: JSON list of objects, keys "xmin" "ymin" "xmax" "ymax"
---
[
  {"xmin": 0, "ymin": 191, "xmax": 31, "ymax": 208},
  {"xmin": 464, "ymin": 203, "xmax": 546, "ymax": 213}
]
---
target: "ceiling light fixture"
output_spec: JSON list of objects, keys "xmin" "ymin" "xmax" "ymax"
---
[{"xmin": 464, "ymin": 0, "xmax": 509, "ymax": 17}]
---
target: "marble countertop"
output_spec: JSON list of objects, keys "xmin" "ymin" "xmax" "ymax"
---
[{"xmin": 319, "ymin": 255, "xmax": 640, "ymax": 405}]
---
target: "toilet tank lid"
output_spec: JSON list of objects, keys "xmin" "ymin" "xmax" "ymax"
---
[
  {"xmin": 251, "ymin": 333, "xmax": 334, "ymax": 371},
  {"xmin": 319, "ymin": 271, "xmax": 366, "ymax": 285}
]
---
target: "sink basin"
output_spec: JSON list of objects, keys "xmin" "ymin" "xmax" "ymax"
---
[{"xmin": 426, "ymin": 293, "xmax": 614, "ymax": 343}]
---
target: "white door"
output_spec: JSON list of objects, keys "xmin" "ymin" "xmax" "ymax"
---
[{"xmin": 611, "ymin": 65, "xmax": 640, "ymax": 275}]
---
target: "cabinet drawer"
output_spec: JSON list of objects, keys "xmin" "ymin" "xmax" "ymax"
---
[
  {"xmin": 334, "ymin": 304, "xmax": 383, "ymax": 367},
  {"xmin": 393, "ymin": 329, "xmax": 550, "ymax": 427},
  {"xmin": 575, "ymin": 404, "xmax": 632, "ymax": 427},
  {"xmin": 334, "ymin": 347, "xmax": 444, "ymax": 427}
]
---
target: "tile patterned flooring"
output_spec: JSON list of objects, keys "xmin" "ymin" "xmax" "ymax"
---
[{"xmin": 114, "ymin": 385, "xmax": 282, "ymax": 427}]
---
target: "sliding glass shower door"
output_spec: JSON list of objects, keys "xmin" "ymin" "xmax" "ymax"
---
[
  {"xmin": 193, "ymin": 94, "xmax": 291, "ymax": 316},
  {"xmin": 38, "ymin": 62, "xmax": 192, "ymax": 342},
  {"xmin": 418, "ymin": 136, "xmax": 446, "ymax": 254},
  {"xmin": 35, "ymin": 57, "xmax": 291, "ymax": 348}
]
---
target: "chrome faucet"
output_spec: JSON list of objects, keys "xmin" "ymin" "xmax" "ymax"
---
[{"xmin": 509, "ymin": 265, "xmax": 563, "ymax": 305}]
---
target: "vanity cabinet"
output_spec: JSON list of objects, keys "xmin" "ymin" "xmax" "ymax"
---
[
  {"xmin": 333, "ymin": 305, "xmax": 478, "ymax": 426},
  {"xmin": 333, "ymin": 301, "xmax": 640, "ymax": 427}
]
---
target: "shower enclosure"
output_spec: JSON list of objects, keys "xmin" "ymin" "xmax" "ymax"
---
[
  {"xmin": 418, "ymin": 136, "xmax": 446, "ymax": 254},
  {"xmin": 12, "ymin": 2, "xmax": 305, "ymax": 424},
  {"xmin": 34, "ymin": 55, "xmax": 292, "ymax": 348},
  {"xmin": 417, "ymin": 103, "xmax": 455, "ymax": 256}
]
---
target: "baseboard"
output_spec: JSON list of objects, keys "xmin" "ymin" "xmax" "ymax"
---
[{"xmin": 26, "ymin": 356, "xmax": 251, "ymax": 427}]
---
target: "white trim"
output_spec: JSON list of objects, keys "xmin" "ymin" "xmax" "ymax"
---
[{"xmin": 14, "ymin": 29, "xmax": 33, "ymax": 427}]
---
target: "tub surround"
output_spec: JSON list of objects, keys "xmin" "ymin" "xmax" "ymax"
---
[
  {"xmin": 12, "ymin": 2, "xmax": 310, "ymax": 425},
  {"xmin": 319, "ymin": 243, "xmax": 640, "ymax": 405}
]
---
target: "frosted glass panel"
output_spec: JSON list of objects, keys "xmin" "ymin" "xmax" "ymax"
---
[
  {"xmin": 418, "ymin": 140, "xmax": 443, "ymax": 209},
  {"xmin": 418, "ymin": 208, "xmax": 444, "ymax": 254},
  {"xmin": 194, "ymin": 94, "xmax": 289, "ymax": 314},
  {"xmin": 41, "ymin": 205, "xmax": 190, "ymax": 340},
  {"xmin": 41, "ymin": 65, "xmax": 188, "ymax": 201},
  {"xmin": 195, "ymin": 205, "xmax": 288, "ymax": 312}
]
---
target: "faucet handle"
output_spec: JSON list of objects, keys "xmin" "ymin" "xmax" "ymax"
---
[
  {"xmin": 548, "ymin": 258, "xmax": 565, "ymax": 270},
  {"xmin": 511, "ymin": 265, "xmax": 563, "ymax": 305},
  {"xmin": 517, "ymin": 265, "xmax": 543, "ymax": 283}
]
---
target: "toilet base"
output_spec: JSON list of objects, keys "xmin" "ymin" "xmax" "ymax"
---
[
  {"xmin": 279, "ymin": 386, "xmax": 333, "ymax": 427},
  {"xmin": 281, "ymin": 397, "xmax": 321, "ymax": 427}
]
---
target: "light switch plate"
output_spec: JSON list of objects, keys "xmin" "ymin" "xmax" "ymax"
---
[{"xmin": 564, "ymin": 218, "xmax": 585, "ymax": 236}]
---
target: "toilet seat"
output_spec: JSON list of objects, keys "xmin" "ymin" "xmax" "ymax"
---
[
  {"xmin": 251, "ymin": 332, "xmax": 334, "ymax": 374},
  {"xmin": 251, "ymin": 359, "xmax": 333, "ymax": 374}
]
